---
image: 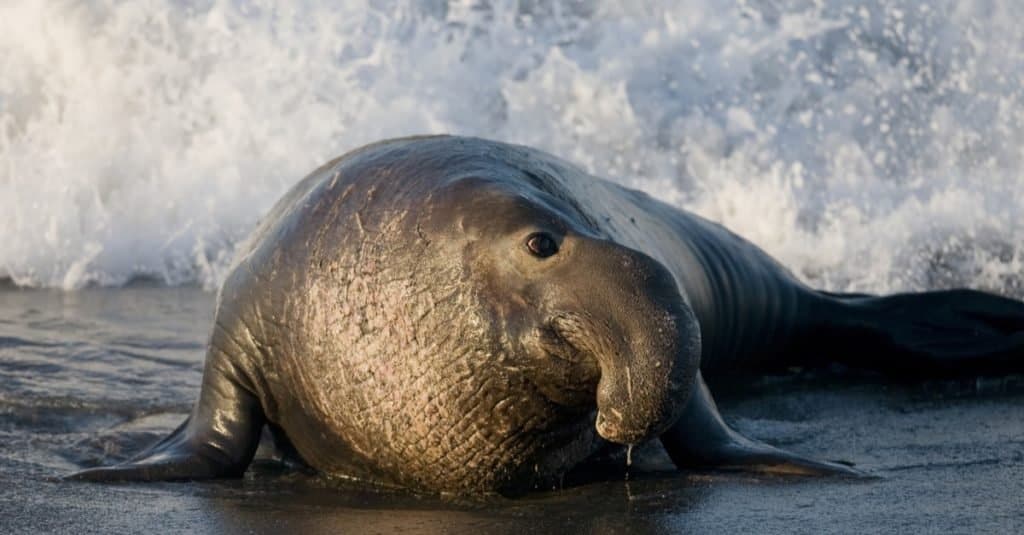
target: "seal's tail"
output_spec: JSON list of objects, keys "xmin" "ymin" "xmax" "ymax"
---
[{"xmin": 818, "ymin": 289, "xmax": 1024, "ymax": 376}]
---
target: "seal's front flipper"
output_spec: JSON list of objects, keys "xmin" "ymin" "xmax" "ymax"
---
[
  {"xmin": 660, "ymin": 373, "xmax": 864, "ymax": 477},
  {"xmin": 67, "ymin": 349, "xmax": 265, "ymax": 482},
  {"xmin": 66, "ymin": 417, "xmax": 253, "ymax": 481},
  {"xmin": 822, "ymin": 289, "xmax": 1024, "ymax": 376}
]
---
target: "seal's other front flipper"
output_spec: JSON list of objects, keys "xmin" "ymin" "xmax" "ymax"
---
[
  {"xmin": 821, "ymin": 289, "xmax": 1024, "ymax": 376},
  {"xmin": 660, "ymin": 373, "xmax": 865, "ymax": 477},
  {"xmin": 66, "ymin": 349, "xmax": 265, "ymax": 482},
  {"xmin": 66, "ymin": 417, "xmax": 252, "ymax": 481}
]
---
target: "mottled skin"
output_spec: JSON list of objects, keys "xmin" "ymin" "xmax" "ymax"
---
[{"xmin": 69, "ymin": 136, "xmax": 1024, "ymax": 494}]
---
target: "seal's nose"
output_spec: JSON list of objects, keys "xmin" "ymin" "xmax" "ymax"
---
[
  {"xmin": 570, "ymin": 240, "xmax": 700, "ymax": 447},
  {"xmin": 595, "ymin": 410, "xmax": 648, "ymax": 445}
]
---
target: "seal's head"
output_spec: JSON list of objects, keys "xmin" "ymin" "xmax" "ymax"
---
[{"xmin": 428, "ymin": 173, "xmax": 702, "ymax": 448}]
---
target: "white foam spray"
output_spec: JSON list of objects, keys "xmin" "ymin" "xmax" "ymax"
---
[{"xmin": 2, "ymin": 0, "xmax": 1022, "ymax": 294}]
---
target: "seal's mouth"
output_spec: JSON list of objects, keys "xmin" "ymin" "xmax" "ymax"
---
[
  {"xmin": 541, "ymin": 315, "xmax": 594, "ymax": 365},
  {"xmin": 527, "ymin": 315, "xmax": 602, "ymax": 407}
]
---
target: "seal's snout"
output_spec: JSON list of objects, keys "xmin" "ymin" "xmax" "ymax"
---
[
  {"xmin": 595, "ymin": 408, "xmax": 654, "ymax": 445},
  {"xmin": 559, "ymin": 240, "xmax": 702, "ymax": 446},
  {"xmin": 593, "ymin": 345, "xmax": 691, "ymax": 445},
  {"xmin": 549, "ymin": 311, "xmax": 690, "ymax": 444}
]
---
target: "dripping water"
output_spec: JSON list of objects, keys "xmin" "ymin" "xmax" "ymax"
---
[{"xmin": 624, "ymin": 444, "xmax": 634, "ymax": 482}]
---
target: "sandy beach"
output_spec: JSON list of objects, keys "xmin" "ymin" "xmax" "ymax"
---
[{"xmin": 2, "ymin": 287, "xmax": 1022, "ymax": 533}]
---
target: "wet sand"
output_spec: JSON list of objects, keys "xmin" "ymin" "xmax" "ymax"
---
[{"xmin": 2, "ymin": 287, "xmax": 1023, "ymax": 533}]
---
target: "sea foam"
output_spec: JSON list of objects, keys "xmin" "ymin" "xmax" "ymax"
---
[{"xmin": 1, "ymin": 0, "xmax": 1022, "ymax": 295}]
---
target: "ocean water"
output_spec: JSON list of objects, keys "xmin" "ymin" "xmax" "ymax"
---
[{"xmin": 1, "ymin": 0, "xmax": 1022, "ymax": 294}]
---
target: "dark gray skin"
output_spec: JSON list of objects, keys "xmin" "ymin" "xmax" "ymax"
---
[{"xmin": 69, "ymin": 136, "xmax": 1024, "ymax": 494}]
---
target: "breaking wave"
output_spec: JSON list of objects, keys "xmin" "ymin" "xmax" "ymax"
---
[{"xmin": 1, "ymin": 0, "xmax": 1022, "ymax": 295}]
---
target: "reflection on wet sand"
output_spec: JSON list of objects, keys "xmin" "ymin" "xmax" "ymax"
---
[{"xmin": 202, "ymin": 468, "xmax": 705, "ymax": 535}]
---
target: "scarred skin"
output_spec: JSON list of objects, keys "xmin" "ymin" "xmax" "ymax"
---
[{"xmin": 68, "ymin": 136, "xmax": 1024, "ymax": 494}]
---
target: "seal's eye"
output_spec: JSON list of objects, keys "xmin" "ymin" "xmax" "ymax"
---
[{"xmin": 525, "ymin": 232, "xmax": 559, "ymax": 258}]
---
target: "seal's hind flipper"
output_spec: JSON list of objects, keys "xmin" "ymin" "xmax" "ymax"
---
[
  {"xmin": 67, "ymin": 349, "xmax": 265, "ymax": 482},
  {"xmin": 821, "ymin": 289, "xmax": 1024, "ymax": 376},
  {"xmin": 660, "ymin": 373, "xmax": 865, "ymax": 477}
]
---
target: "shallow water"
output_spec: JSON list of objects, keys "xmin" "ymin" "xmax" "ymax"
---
[{"xmin": 2, "ymin": 287, "xmax": 1024, "ymax": 533}]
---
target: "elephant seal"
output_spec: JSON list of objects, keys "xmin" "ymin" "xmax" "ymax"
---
[{"xmin": 69, "ymin": 135, "xmax": 1024, "ymax": 494}]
